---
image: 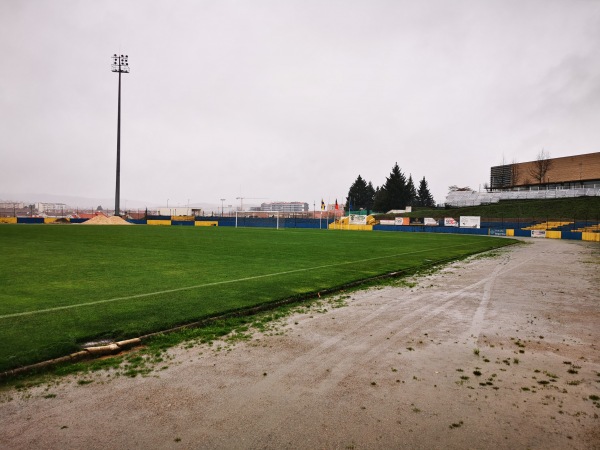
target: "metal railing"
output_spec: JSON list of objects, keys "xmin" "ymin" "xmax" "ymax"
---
[{"xmin": 446, "ymin": 187, "xmax": 600, "ymax": 207}]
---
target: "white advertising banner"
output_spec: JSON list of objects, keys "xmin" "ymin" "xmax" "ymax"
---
[
  {"xmin": 349, "ymin": 214, "xmax": 367, "ymax": 225},
  {"xmin": 424, "ymin": 217, "xmax": 438, "ymax": 226},
  {"xmin": 379, "ymin": 219, "xmax": 395, "ymax": 225},
  {"xmin": 444, "ymin": 217, "xmax": 459, "ymax": 227},
  {"xmin": 531, "ymin": 230, "xmax": 546, "ymax": 238},
  {"xmin": 460, "ymin": 216, "xmax": 481, "ymax": 228}
]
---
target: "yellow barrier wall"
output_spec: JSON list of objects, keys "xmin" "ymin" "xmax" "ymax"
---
[
  {"xmin": 147, "ymin": 219, "xmax": 172, "ymax": 226},
  {"xmin": 546, "ymin": 231, "xmax": 562, "ymax": 239},
  {"xmin": 195, "ymin": 221, "xmax": 218, "ymax": 227},
  {"xmin": 582, "ymin": 232, "xmax": 600, "ymax": 243},
  {"xmin": 577, "ymin": 224, "xmax": 600, "ymax": 233},
  {"xmin": 0, "ymin": 217, "xmax": 17, "ymax": 224},
  {"xmin": 328, "ymin": 223, "xmax": 373, "ymax": 231},
  {"xmin": 44, "ymin": 218, "xmax": 58, "ymax": 224},
  {"xmin": 506, "ymin": 229, "xmax": 514, "ymax": 236},
  {"xmin": 172, "ymin": 215, "xmax": 195, "ymax": 221}
]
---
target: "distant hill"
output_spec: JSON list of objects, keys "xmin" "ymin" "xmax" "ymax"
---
[
  {"xmin": 0, "ymin": 192, "xmax": 144, "ymax": 209},
  {"xmin": 0, "ymin": 192, "xmax": 221, "ymax": 213}
]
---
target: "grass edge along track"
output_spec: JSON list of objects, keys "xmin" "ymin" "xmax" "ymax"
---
[{"xmin": 0, "ymin": 226, "xmax": 516, "ymax": 374}]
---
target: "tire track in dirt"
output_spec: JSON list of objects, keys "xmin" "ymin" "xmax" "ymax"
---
[
  {"xmin": 460, "ymin": 254, "xmax": 531, "ymax": 341},
  {"xmin": 185, "ymin": 281, "xmax": 492, "ymax": 441},
  {"xmin": 281, "ymin": 252, "xmax": 536, "ymax": 392}
]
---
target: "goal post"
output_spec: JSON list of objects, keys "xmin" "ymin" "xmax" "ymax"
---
[{"xmin": 234, "ymin": 210, "xmax": 282, "ymax": 229}]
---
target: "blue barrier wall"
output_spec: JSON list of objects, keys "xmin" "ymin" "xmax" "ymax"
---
[
  {"xmin": 373, "ymin": 225, "xmax": 489, "ymax": 235},
  {"xmin": 215, "ymin": 218, "xmax": 236, "ymax": 227},
  {"xmin": 6, "ymin": 215, "xmax": 594, "ymax": 241},
  {"xmin": 196, "ymin": 217, "xmax": 332, "ymax": 229},
  {"xmin": 481, "ymin": 221, "xmax": 536, "ymax": 229},
  {"xmin": 171, "ymin": 220, "xmax": 194, "ymax": 226},
  {"xmin": 147, "ymin": 215, "xmax": 171, "ymax": 221},
  {"xmin": 561, "ymin": 231, "xmax": 582, "ymax": 240},
  {"xmin": 17, "ymin": 217, "xmax": 44, "ymax": 224}
]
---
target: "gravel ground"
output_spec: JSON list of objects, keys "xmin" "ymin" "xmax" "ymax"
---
[{"xmin": 1, "ymin": 237, "xmax": 599, "ymax": 450}]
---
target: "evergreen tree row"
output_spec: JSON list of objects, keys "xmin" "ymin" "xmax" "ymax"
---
[{"xmin": 345, "ymin": 163, "xmax": 435, "ymax": 213}]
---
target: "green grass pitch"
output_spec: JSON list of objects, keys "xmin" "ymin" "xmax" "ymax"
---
[{"xmin": 0, "ymin": 225, "xmax": 515, "ymax": 372}]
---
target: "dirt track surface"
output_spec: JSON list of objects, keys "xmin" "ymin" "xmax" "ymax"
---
[{"xmin": 1, "ymin": 238, "xmax": 599, "ymax": 449}]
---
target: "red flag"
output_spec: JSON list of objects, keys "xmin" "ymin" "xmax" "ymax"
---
[{"xmin": 335, "ymin": 199, "xmax": 339, "ymax": 210}]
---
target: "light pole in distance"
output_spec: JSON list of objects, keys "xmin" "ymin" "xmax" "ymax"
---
[{"xmin": 111, "ymin": 54, "xmax": 130, "ymax": 216}]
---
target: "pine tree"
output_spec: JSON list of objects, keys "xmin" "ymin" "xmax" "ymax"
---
[
  {"xmin": 372, "ymin": 186, "xmax": 381, "ymax": 211},
  {"xmin": 365, "ymin": 182, "xmax": 376, "ymax": 213},
  {"xmin": 406, "ymin": 175, "xmax": 417, "ymax": 206},
  {"xmin": 373, "ymin": 163, "xmax": 408, "ymax": 212},
  {"xmin": 345, "ymin": 175, "xmax": 369, "ymax": 211},
  {"xmin": 417, "ymin": 176, "xmax": 435, "ymax": 207},
  {"xmin": 372, "ymin": 186, "xmax": 386, "ymax": 212}
]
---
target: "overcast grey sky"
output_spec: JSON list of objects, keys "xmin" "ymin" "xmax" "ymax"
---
[{"xmin": 1, "ymin": 0, "xmax": 599, "ymax": 209}]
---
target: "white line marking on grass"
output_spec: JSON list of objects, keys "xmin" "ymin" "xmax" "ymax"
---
[{"xmin": 0, "ymin": 243, "xmax": 477, "ymax": 319}]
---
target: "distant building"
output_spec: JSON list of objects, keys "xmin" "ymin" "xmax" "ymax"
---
[
  {"xmin": 260, "ymin": 202, "xmax": 309, "ymax": 213},
  {"xmin": 446, "ymin": 151, "xmax": 600, "ymax": 207},
  {"xmin": 490, "ymin": 152, "xmax": 600, "ymax": 191},
  {"xmin": 0, "ymin": 202, "xmax": 24, "ymax": 209},
  {"xmin": 35, "ymin": 202, "xmax": 69, "ymax": 213},
  {"xmin": 158, "ymin": 207, "xmax": 202, "ymax": 216},
  {"xmin": 0, "ymin": 201, "xmax": 29, "ymax": 217},
  {"xmin": 323, "ymin": 202, "xmax": 344, "ymax": 218}
]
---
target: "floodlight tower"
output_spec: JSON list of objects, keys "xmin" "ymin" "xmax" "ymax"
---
[{"xmin": 111, "ymin": 54, "xmax": 130, "ymax": 216}]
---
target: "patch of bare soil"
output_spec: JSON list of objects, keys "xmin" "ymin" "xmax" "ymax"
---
[{"xmin": 1, "ymin": 238, "xmax": 598, "ymax": 449}]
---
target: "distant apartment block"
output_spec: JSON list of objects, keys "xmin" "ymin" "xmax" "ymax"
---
[
  {"xmin": 260, "ymin": 202, "xmax": 309, "ymax": 212},
  {"xmin": 35, "ymin": 202, "xmax": 69, "ymax": 213}
]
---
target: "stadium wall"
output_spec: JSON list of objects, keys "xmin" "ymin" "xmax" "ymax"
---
[
  {"xmin": 2, "ymin": 216, "xmax": 598, "ymax": 241},
  {"xmin": 374, "ymin": 225, "xmax": 489, "ymax": 235},
  {"xmin": 373, "ymin": 224, "xmax": 600, "ymax": 242},
  {"xmin": 196, "ymin": 217, "xmax": 333, "ymax": 229}
]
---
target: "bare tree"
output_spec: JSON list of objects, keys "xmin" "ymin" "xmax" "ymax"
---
[
  {"xmin": 500, "ymin": 155, "xmax": 511, "ymax": 189},
  {"xmin": 528, "ymin": 149, "xmax": 553, "ymax": 184},
  {"xmin": 448, "ymin": 185, "xmax": 473, "ymax": 192},
  {"xmin": 510, "ymin": 158, "xmax": 520, "ymax": 186}
]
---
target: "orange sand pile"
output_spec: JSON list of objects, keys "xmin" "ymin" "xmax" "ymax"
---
[{"xmin": 81, "ymin": 215, "xmax": 134, "ymax": 225}]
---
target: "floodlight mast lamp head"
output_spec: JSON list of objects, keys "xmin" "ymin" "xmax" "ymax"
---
[
  {"xmin": 111, "ymin": 54, "xmax": 130, "ymax": 73},
  {"xmin": 112, "ymin": 53, "xmax": 130, "ymax": 217}
]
